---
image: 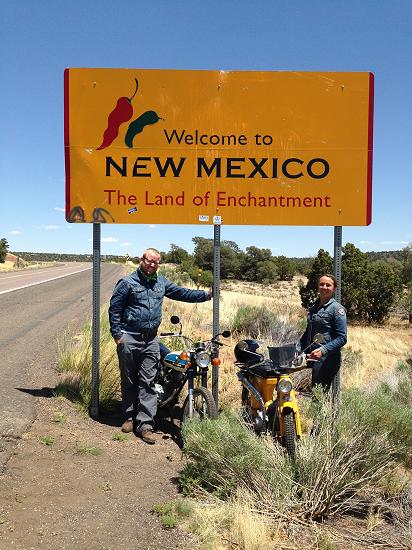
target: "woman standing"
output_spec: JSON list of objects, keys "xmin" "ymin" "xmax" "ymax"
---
[{"xmin": 299, "ymin": 274, "xmax": 347, "ymax": 392}]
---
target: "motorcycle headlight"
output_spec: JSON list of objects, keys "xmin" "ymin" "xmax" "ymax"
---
[
  {"xmin": 196, "ymin": 351, "xmax": 210, "ymax": 368},
  {"xmin": 277, "ymin": 378, "xmax": 293, "ymax": 394}
]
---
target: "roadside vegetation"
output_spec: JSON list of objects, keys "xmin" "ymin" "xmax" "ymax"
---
[{"xmin": 55, "ymin": 249, "xmax": 411, "ymax": 548}]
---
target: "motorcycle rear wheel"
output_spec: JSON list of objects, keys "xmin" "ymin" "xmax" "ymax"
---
[
  {"xmin": 240, "ymin": 387, "xmax": 256, "ymax": 430},
  {"xmin": 283, "ymin": 409, "xmax": 297, "ymax": 459},
  {"xmin": 182, "ymin": 387, "xmax": 218, "ymax": 422}
]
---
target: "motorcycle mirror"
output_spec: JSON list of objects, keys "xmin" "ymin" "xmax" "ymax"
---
[
  {"xmin": 170, "ymin": 315, "xmax": 180, "ymax": 325},
  {"xmin": 221, "ymin": 330, "xmax": 231, "ymax": 338},
  {"xmin": 313, "ymin": 333, "xmax": 325, "ymax": 344}
]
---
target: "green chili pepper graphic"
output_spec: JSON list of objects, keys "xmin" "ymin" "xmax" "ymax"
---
[{"xmin": 125, "ymin": 110, "xmax": 162, "ymax": 148}]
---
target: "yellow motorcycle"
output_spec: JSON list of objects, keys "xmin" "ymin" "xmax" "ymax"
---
[{"xmin": 234, "ymin": 335, "xmax": 323, "ymax": 458}]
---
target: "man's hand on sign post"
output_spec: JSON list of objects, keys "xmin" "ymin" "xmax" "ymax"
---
[{"xmin": 209, "ymin": 287, "xmax": 221, "ymax": 299}]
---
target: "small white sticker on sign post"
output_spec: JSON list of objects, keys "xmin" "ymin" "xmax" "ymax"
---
[
  {"xmin": 199, "ymin": 215, "xmax": 209, "ymax": 222},
  {"xmin": 213, "ymin": 216, "xmax": 222, "ymax": 225}
]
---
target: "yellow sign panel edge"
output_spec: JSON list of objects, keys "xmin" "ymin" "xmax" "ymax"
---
[{"xmin": 64, "ymin": 69, "xmax": 374, "ymax": 226}]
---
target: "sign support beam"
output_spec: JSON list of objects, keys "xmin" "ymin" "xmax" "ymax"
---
[
  {"xmin": 332, "ymin": 226, "xmax": 343, "ymax": 402},
  {"xmin": 90, "ymin": 223, "xmax": 101, "ymax": 418},
  {"xmin": 212, "ymin": 224, "xmax": 221, "ymax": 408}
]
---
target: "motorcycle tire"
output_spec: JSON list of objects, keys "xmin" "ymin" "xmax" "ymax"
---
[
  {"xmin": 283, "ymin": 409, "xmax": 297, "ymax": 460},
  {"xmin": 240, "ymin": 387, "xmax": 255, "ymax": 429},
  {"xmin": 182, "ymin": 387, "xmax": 218, "ymax": 423}
]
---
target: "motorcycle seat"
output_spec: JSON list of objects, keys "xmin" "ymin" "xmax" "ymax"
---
[{"xmin": 243, "ymin": 359, "xmax": 278, "ymax": 378}]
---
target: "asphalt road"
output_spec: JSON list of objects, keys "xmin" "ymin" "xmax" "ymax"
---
[
  {"xmin": 0, "ymin": 262, "xmax": 92, "ymax": 295},
  {"xmin": 0, "ymin": 262, "xmax": 126, "ymax": 469}
]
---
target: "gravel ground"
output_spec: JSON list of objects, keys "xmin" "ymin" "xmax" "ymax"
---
[
  {"xmin": 0, "ymin": 353, "xmax": 195, "ymax": 550},
  {"xmin": 0, "ymin": 264, "xmax": 196, "ymax": 549}
]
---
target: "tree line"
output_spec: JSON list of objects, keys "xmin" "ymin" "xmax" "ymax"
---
[
  {"xmin": 2, "ymin": 236, "xmax": 411, "ymax": 324},
  {"xmin": 157, "ymin": 238, "xmax": 410, "ymax": 325}
]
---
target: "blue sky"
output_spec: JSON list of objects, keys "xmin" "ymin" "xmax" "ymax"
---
[{"xmin": 1, "ymin": 1, "xmax": 411, "ymax": 259}]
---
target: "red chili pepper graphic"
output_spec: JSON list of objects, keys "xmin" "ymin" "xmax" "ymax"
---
[{"xmin": 96, "ymin": 78, "xmax": 138, "ymax": 150}]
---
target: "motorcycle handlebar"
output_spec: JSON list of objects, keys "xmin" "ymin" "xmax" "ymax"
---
[{"xmin": 291, "ymin": 354, "xmax": 317, "ymax": 369}]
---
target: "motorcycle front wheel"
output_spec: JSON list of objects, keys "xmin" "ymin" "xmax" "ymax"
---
[
  {"xmin": 182, "ymin": 387, "xmax": 218, "ymax": 422},
  {"xmin": 282, "ymin": 409, "xmax": 297, "ymax": 460}
]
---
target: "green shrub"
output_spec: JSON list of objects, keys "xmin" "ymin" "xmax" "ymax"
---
[
  {"xmin": 343, "ymin": 370, "xmax": 412, "ymax": 466},
  {"xmin": 75, "ymin": 444, "xmax": 102, "ymax": 456},
  {"xmin": 160, "ymin": 265, "xmax": 193, "ymax": 286},
  {"xmin": 152, "ymin": 500, "xmax": 194, "ymax": 529},
  {"xmin": 294, "ymin": 389, "xmax": 396, "ymax": 519},
  {"xmin": 231, "ymin": 305, "xmax": 279, "ymax": 338},
  {"xmin": 231, "ymin": 304, "xmax": 300, "ymax": 345},
  {"xmin": 40, "ymin": 435, "xmax": 54, "ymax": 446},
  {"xmin": 180, "ymin": 412, "xmax": 294, "ymax": 502},
  {"xmin": 180, "ymin": 394, "xmax": 402, "ymax": 522}
]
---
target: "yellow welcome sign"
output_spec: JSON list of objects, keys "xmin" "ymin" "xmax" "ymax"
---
[{"xmin": 64, "ymin": 68, "xmax": 373, "ymax": 225}]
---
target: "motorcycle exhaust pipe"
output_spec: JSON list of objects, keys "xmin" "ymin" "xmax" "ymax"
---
[{"xmin": 237, "ymin": 371, "xmax": 267, "ymax": 426}]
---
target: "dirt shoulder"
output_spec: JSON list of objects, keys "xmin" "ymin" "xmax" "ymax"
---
[{"xmin": 0, "ymin": 366, "xmax": 194, "ymax": 549}]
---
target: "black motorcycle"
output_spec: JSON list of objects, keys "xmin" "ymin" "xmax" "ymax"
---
[{"xmin": 155, "ymin": 316, "xmax": 230, "ymax": 422}]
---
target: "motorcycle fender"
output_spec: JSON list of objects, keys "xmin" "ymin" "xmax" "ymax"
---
[{"xmin": 278, "ymin": 394, "xmax": 302, "ymax": 438}]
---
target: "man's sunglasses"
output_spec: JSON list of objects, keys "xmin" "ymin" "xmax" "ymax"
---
[{"xmin": 142, "ymin": 256, "xmax": 160, "ymax": 266}]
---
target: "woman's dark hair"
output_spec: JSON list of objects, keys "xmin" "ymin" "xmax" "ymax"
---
[{"xmin": 318, "ymin": 273, "xmax": 338, "ymax": 288}]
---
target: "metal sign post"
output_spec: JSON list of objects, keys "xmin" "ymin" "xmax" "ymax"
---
[
  {"xmin": 90, "ymin": 223, "xmax": 101, "ymax": 418},
  {"xmin": 212, "ymin": 222, "xmax": 221, "ymax": 407},
  {"xmin": 332, "ymin": 226, "xmax": 343, "ymax": 402}
]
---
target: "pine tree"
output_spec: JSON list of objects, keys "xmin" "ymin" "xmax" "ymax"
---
[{"xmin": 0, "ymin": 238, "xmax": 9, "ymax": 263}]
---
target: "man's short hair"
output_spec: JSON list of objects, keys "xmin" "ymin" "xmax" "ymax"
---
[{"xmin": 142, "ymin": 247, "xmax": 161, "ymax": 257}]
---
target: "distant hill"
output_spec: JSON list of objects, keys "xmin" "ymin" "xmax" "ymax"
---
[
  {"xmin": 364, "ymin": 250, "xmax": 404, "ymax": 262},
  {"xmin": 12, "ymin": 250, "xmax": 404, "ymax": 265},
  {"xmin": 11, "ymin": 251, "xmax": 127, "ymax": 263}
]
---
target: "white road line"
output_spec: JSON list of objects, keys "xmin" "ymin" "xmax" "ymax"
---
[
  {"xmin": 0, "ymin": 267, "xmax": 78, "ymax": 280},
  {"xmin": 0, "ymin": 266, "xmax": 92, "ymax": 295}
]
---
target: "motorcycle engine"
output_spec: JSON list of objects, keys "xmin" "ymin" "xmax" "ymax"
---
[
  {"xmin": 154, "ymin": 383, "xmax": 165, "ymax": 401},
  {"xmin": 156, "ymin": 367, "xmax": 185, "ymax": 403}
]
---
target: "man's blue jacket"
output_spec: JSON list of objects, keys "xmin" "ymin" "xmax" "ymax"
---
[{"xmin": 109, "ymin": 269, "xmax": 210, "ymax": 340}]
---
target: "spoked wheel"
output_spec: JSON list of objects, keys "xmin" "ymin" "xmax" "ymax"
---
[
  {"xmin": 182, "ymin": 387, "xmax": 218, "ymax": 423},
  {"xmin": 240, "ymin": 387, "xmax": 256, "ymax": 430},
  {"xmin": 283, "ymin": 409, "xmax": 297, "ymax": 459},
  {"xmin": 269, "ymin": 404, "xmax": 281, "ymax": 444}
]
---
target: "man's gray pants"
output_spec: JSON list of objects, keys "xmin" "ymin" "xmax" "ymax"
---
[{"xmin": 116, "ymin": 333, "xmax": 160, "ymax": 433}]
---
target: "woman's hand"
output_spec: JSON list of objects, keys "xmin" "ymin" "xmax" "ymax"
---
[{"xmin": 308, "ymin": 348, "xmax": 323, "ymax": 360}]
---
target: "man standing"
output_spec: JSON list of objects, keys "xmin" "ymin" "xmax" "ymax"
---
[{"xmin": 109, "ymin": 248, "xmax": 212, "ymax": 444}]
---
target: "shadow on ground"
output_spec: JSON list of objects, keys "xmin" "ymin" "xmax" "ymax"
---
[
  {"xmin": 16, "ymin": 387, "xmax": 55, "ymax": 398},
  {"xmin": 16, "ymin": 386, "xmax": 184, "ymax": 448}
]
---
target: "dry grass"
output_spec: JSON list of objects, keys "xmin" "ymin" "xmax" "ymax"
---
[
  {"xmin": 159, "ymin": 277, "xmax": 412, "ymax": 409},
  {"xmin": 56, "ymin": 304, "xmax": 120, "ymax": 410},
  {"xmin": 344, "ymin": 325, "xmax": 412, "ymax": 389},
  {"xmin": 0, "ymin": 260, "xmax": 58, "ymax": 272},
  {"xmin": 56, "ymin": 273, "xmax": 411, "ymax": 411},
  {"xmin": 181, "ymin": 493, "xmax": 281, "ymax": 550},
  {"xmin": 57, "ymin": 273, "xmax": 412, "ymax": 548},
  {"xmin": 0, "ymin": 261, "xmax": 18, "ymax": 271}
]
